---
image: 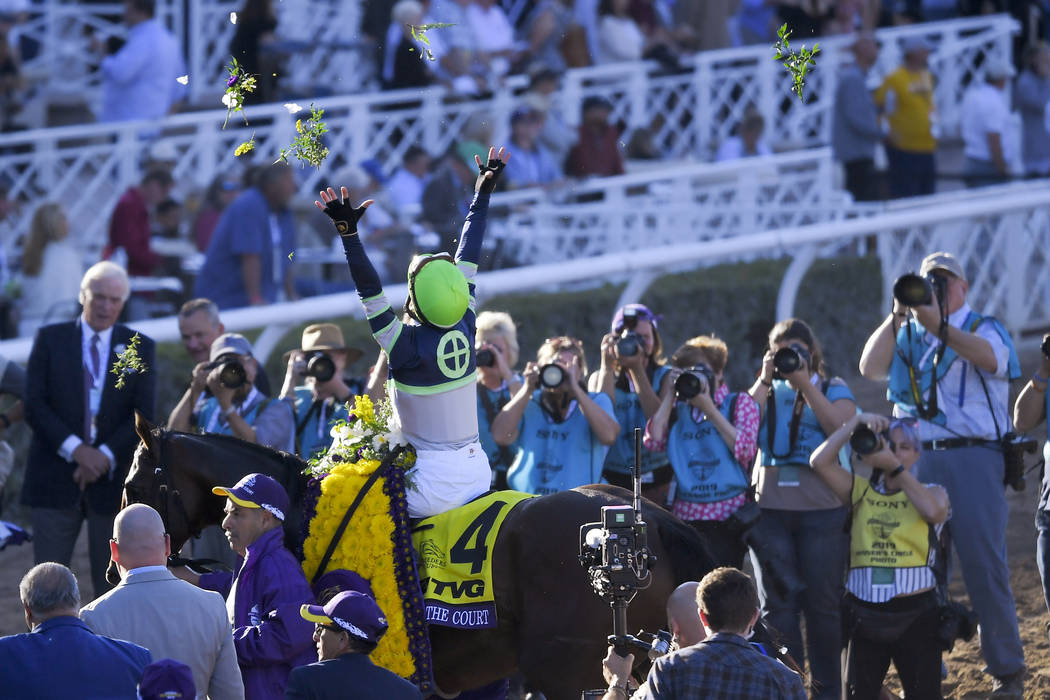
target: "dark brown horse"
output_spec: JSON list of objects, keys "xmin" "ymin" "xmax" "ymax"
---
[{"xmin": 118, "ymin": 415, "xmax": 717, "ymax": 699}]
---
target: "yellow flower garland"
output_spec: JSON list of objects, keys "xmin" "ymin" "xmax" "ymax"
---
[{"xmin": 301, "ymin": 457, "xmax": 415, "ymax": 678}]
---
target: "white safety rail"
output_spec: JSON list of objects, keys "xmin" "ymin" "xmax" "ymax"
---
[
  {"xmin": 487, "ymin": 149, "xmax": 851, "ymax": 264},
  {"xmin": 2, "ymin": 183, "xmax": 1047, "ymax": 365}
]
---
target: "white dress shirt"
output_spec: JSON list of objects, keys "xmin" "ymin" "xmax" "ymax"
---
[{"xmin": 99, "ymin": 18, "xmax": 187, "ymax": 122}]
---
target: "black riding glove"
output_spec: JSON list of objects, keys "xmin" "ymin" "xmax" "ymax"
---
[
  {"xmin": 475, "ymin": 154, "xmax": 506, "ymax": 195},
  {"xmin": 319, "ymin": 194, "xmax": 369, "ymax": 236}
]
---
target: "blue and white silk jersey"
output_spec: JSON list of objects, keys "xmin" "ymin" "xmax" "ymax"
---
[
  {"xmin": 667, "ymin": 396, "xmax": 749, "ymax": 504},
  {"xmin": 603, "ymin": 365, "xmax": 672, "ymax": 476},
  {"xmin": 342, "ymin": 193, "xmax": 492, "ymax": 452},
  {"xmin": 506, "ymin": 390, "xmax": 616, "ymax": 496}
]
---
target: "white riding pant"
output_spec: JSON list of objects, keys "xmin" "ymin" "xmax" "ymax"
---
[{"xmin": 406, "ymin": 441, "xmax": 491, "ymax": 519}]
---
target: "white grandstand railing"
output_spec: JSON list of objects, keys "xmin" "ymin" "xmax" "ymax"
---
[
  {"xmin": 488, "ymin": 149, "xmax": 851, "ymax": 264},
  {"xmin": 0, "ymin": 182, "xmax": 1046, "ymax": 365},
  {"xmin": 0, "ymin": 15, "xmax": 1017, "ymax": 258}
]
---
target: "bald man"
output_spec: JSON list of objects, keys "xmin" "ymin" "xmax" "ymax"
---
[
  {"xmin": 80, "ymin": 504, "xmax": 244, "ymax": 700},
  {"xmin": 667, "ymin": 581, "xmax": 706, "ymax": 650}
]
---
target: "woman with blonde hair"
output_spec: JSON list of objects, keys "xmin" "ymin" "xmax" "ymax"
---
[
  {"xmin": 475, "ymin": 311, "xmax": 523, "ymax": 489},
  {"xmin": 19, "ymin": 203, "xmax": 82, "ymax": 336}
]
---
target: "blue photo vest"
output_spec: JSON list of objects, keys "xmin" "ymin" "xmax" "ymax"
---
[
  {"xmin": 506, "ymin": 390, "xmax": 615, "ymax": 496},
  {"xmin": 197, "ymin": 394, "xmax": 274, "ymax": 436},
  {"xmin": 603, "ymin": 365, "xmax": 671, "ymax": 475},
  {"xmin": 667, "ymin": 395, "xmax": 748, "ymax": 503},
  {"xmin": 477, "ymin": 380, "xmax": 521, "ymax": 473},
  {"xmin": 292, "ymin": 388, "xmax": 350, "ymax": 461},
  {"xmin": 759, "ymin": 378, "xmax": 854, "ymax": 467}
]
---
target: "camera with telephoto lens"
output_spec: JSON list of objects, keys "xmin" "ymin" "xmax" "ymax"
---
[
  {"xmin": 616, "ymin": 308, "xmax": 643, "ymax": 358},
  {"xmin": 675, "ymin": 366, "xmax": 715, "ymax": 400},
  {"xmin": 539, "ymin": 363, "xmax": 567, "ymax": 389},
  {"xmin": 303, "ymin": 352, "xmax": 336, "ymax": 382},
  {"xmin": 210, "ymin": 358, "xmax": 247, "ymax": 389},
  {"xmin": 1002, "ymin": 432, "xmax": 1038, "ymax": 492},
  {"xmin": 772, "ymin": 343, "xmax": 811, "ymax": 379},
  {"xmin": 476, "ymin": 348, "xmax": 495, "ymax": 368},
  {"xmin": 893, "ymin": 272, "xmax": 949, "ymax": 309},
  {"xmin": 726, "ymin": 501, "xmax": 806, "ymax": 599},
  {"xmin": 937, "ymin": 600, "xmax": 978, "ymax": 652},
  {"xmin": 849, "ymin": 424, "xmax": 888, "ymax": 456},
  {"xmin": 1041, "ymin": 334, "xmax": 1050, "ymax": 360}
]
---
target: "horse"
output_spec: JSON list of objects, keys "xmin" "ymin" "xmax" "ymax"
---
[{"xmin": 117, "ymin": 415, "xmax": 719, "ymax": 699}]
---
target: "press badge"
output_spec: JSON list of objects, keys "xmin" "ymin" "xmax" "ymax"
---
[{"xmin": 777, "ymin": 465, "xmax": 801, "ymax": 487}]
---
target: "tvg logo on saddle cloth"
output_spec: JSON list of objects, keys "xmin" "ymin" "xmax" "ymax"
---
[{"xmin": 437, "ymin": 330, "xmax": 472, "ymax": 379}]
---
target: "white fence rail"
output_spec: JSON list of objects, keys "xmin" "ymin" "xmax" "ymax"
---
[
  {"xmin": 0, "ymin": 15, "xmax": 1017, "ymax": 255},
  {"xmin": 1, "ymin": 183, "xmax": 1046, "ymax": 365}
]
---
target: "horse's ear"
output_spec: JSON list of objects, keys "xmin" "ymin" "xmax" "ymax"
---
[{"xmin": 135, "ymin": 411, "xmax": 157, "ymax": 451}]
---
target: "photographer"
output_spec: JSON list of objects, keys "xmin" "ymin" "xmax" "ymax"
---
[
  {"xmin": 859, "ymin": 252, "xmax": 1025, "ymax": 697},
  {"xmin": 601, "ymin": 567, "xmax": 806, "ymax": 700},
  {"xmin": 748, "ymin": 318, "xmax": 856, "ymax": 700},
  {"xmin": 590, "ymin": 304, "xmax": 673, "ymax": 504},
  {"xmin": 810, "ymin": 414, "xmax": 950, "ymax": 700},
  {"xmin": 279, "ymin": 323, "xmax": 364, "ymax": 460},
  {"xmin": 492, "ymin": 336, "xmax": 619, "ymax": 495},
  {"xmin": 475, "ymin": 311, "xmax": 523, "ymax": 490},
  {"xmin": 644, "ymin": 336, "xmax": 760, "ymax": 567},
  {"xmin": 168, "ymin": 333, "xmax": 294, "ymax": 452},
  {"xmin": 1012, "ymin": 334, "xmax": 1050, "ymax": 634}
]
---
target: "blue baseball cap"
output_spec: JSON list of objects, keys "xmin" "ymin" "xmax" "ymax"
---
[
  {"xmin": 300, "ymin": 591, "xmax": 388, "ymax": 644},
  {"xmin": 212, "ymin": 473, "xmax": 289, "ymax": 522},
  {"xmin": 137, "ymin": 659, "xmax": 195, "ymax": 700}
]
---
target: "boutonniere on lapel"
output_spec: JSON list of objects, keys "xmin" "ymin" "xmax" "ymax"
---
[{"xmin": 111, "ymin": 333, "xmax": 147, "ymax": 390}]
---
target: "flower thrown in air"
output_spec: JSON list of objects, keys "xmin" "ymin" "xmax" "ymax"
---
[
  {"xmin": 111, "ymin": 333, "xmax": 147, "ymax": 390},
  {"xmin": 275, "ymin": 104, "xmax": 330, "ymax": 168},
  {"xmin": 772, "ymin": 24, "xmax": 820, "ymax": 103},
  {"xmin": 234, "ymin": 135, "xmax": 256, "ymax": 157},
  {"xmin": 221, "ymin": 57, "xmax": 257, "ymax": 129},
  {"xmin": 406, "ymin": 22, "xmax": 455, "ymax": 62},
  {"xmin": 176, "ymin": 75, "xmax": 189, "ymax": 85},
  {"xmin": 283, "ymin": 102, "xmax": 304, "ymax": 114}
]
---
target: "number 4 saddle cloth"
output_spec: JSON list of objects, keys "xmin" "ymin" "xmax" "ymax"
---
[{"xmin": 412, "ymin": 491, "xmax": 535, "ymax": 629}]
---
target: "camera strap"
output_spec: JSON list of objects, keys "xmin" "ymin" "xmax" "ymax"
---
[
  {"xmin": 479, "ymin": 385, "xmax": 516, "ymax": 468},
  {"xmin": 766, "ymin": 380, "xmax": 827, "ymax": 460},
  {"xmin": 294, "ymin": 398, "xmax": 328, "ymax": 457},
  {"xmin": 904, "ymin": 319, "xmax": 949, "ymax": 421}
]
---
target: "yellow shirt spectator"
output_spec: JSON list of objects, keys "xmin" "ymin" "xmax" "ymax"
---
[{"xmin": 875, "ymin": 67, "xmax": 937, "ymax": 153}]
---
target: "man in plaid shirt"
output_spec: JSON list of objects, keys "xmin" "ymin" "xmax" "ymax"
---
[{"xmin": 603, "ymin": 568, "xmax": 806, "ymax": 700}]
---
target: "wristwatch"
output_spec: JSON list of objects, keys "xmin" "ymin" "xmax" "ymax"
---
[{"xmin": 889, "ymin": 464, "xmax": 906, "ymax": 478}]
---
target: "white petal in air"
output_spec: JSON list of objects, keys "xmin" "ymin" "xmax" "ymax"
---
[
  {"xmin": 283, "ymin": 103, "xmax": 304, "ymax": 114},
  {"xmin": 176, "ymin": 75, "xmax": 189, "ymax": 85},
  {"xmin": 229, "ymin": 11, "xmax": 237, "ymax": 24},
  {"xmin": 221, "ymin": 93, "xmax": 234, "ymax": 108}
]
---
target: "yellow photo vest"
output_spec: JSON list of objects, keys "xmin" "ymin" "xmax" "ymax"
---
[{"xmin": 850, "ymin": 477, "xmax": 932, "ymax": 570}]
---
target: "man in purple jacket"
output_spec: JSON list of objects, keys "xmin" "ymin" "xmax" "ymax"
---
[{"xmin": 173, "ymin": 473, "xmax": 314, "ymax": 699}]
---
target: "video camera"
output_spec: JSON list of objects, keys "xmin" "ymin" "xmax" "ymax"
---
[
  {"xmin": 893, "ymin": 272, "xmax": 949, "ymax": 310},
  {"xmin": 209, "ymin": 357, "xmax": 247, "ymax": 389},
  {"xmin": 616, "ymin": 308, "xmax": 643, "ymax": 358},
  {"xmin": 674, "ymin": 366, "xmax": 715, "ymax": 400},
  {"xmin": 772, "ymin": 343, "xmax": 811, "ymax": 379}
]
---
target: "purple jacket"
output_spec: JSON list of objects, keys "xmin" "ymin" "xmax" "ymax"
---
[{"xmin": 200, "ymin": 527, "xmax": 315, "ymax": 700}]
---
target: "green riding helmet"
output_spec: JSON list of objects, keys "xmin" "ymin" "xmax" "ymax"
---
[{"xmin": 406, "ymin": 253, "xmax": 469, "ymax": 329}]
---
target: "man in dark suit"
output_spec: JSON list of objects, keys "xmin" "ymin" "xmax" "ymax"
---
[
  {"xmin": 0, "ymin": 562, "xmax": 152, "ymax": 699},
  {"xmin": 23, "ymin": 261, "xmax": 156, "ymax": 597},
  {"xmin": 290, "ymin": 590, "xmax": 423, "ymax": 700}
]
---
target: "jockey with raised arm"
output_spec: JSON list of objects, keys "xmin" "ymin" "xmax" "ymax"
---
[{"xmin": 315, "ymin": 146, "xmax": 509, "ymax": 519}]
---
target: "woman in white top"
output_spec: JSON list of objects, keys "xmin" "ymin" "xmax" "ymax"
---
[
  {"xmin": 19, "ymin": 203, "xmax": 82, "ymax": 336},
  {"xmin": 595, "ymin": 0, "xmax": 645, "ymax": 64}
]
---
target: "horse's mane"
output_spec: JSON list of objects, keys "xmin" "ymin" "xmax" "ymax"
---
[{"xmin": 161, "ymin": 428, "xmax": 308, "ymax": 474}]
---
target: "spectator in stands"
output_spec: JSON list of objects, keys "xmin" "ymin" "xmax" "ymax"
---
[
  {"xmin": 104, "ymin": 168, "xmax": 173, "ymax": 277},
  {"xmin": 1015, "ymin": 42, "xmax": 1050, "ymax": 177},
  {"xmin": 522, "ymin": 68, "xmax": 575, "ymax": 166},
  {"xmin": 458, "ymin": 111, "xmax": 496, "ymax": 169},
  {"xmin": 734, "ymin": 0, "xmax": 778, "ymax": 45},
  {"xmin": 504, "ymin": 107, "xmax": 563, "ymax": 188},
  {"xmin": 173, "ymin": 473, "xmax": 316, "ymax": 700},
  {"xmin": 169, "ymin": 332, "xmax": 294, "ymax": 452},
  {"xmin": 811, "ymin": 414, "xmax": 950, "ymax": 700},
  {"xmin": 422, "ymin": 144, "xmax": 477, "ymax": 251},
  {"xmin": 961, "ymin": 58, "xmax": 1017, "ymax": 187},
  {"xmin": 565, "ymin": 96, "xmax": 626, "ymax": 178},
  {"xmin": 0, "ymin": 563, "xmax": 152, "ymax": 698},
  {"xmin": 832, "ymin": 33, "xmax": 884, "ymax": 201},
  {"xmin": 230, "ymin": 0, "xmax": 278, "ymax": 105},
  {"xmin": 595, "ymin": 0, "xmax": 646, "ymax": 64},
  {"xmin": 467, "ymin": 0, "xmax": 523, "ymax": 78},
  {"xmin": 590, "ymin": 304, "xmax": 672, "ymax": 504},
  {"xmin": 195, "ymin": 162, "xmax": 298, "ymax": 309},
  {"xmin": 97, "ymin": 0, "xmax": 187, "ymax": 123},
  {"xmin": 476, "ymin": 311, "xmax": 523, "ymax": 490},
  {"xmin": 874, "ymin": 37, "xmax": 938, "ymax": 198},
  {"xmin": 18, "ymin": 202, "xmax": 82, "ymax": 336},
  {"xmin": 329, "ymin": 164, "xmax": 410, "ymax": 283},
  {"xmin": 24, "ymin": 262, "xmax": 157, "ymax": 598},
  {"xmin": 747, "ymin": 318, "xmax": 856, "ymax": 700},
  {"xmin": 715, "ymin": 108, "xmax": 773, "ymax": 162},
  {"xmin": 385, "ymin": 0, "xmax": 435, "ymax": 89},
  {"xmin": 493, "ymin": 336, "xmax": 620, "ymax": 496},
  {"xmin": 386, "ymin": 145, "xmax": 432, "ymax": 211},
  {"xmin": 777, "ymin": 0, "xmax": 832, "ymax": 39},
  {"xmin": 280, "ymin": 323, "xmax": 363, "ymax": 460},
  {"xmin": 0, "ymin": 15, "xmax": 23, "ymax": 132},
  {"xmin": 645, "ymin": 336, "xmax": 761, "ymax": 568},
  {"xmin": 672, "ymin": 0, "xmax": 733, "ymax": 52},
  {"xmin": 79, "ymin": 504, "xmax": 244, "ymax": 700},
  {"xmin": 527, "ymin": 0, "xmax": 577, "ymax": 72},
  {"xmin": 193, "ymin": 174, "xmax": 243, "ymax": 252},
  {"xmin": 154, "ymin": 198, "xmax": 182, "ymax": 239}
]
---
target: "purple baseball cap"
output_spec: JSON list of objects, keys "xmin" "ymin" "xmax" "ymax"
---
[
  {"xmin": 611, "ymin": 303, "xmax": 662, "ymax": 334},
  {"xmin": 312, "ymin": 569, "xmax": 375, "ymax": 603},
  {"xmin": 212, "ymin": 473, "xmax": 289, "ymax": 522},
  {"xmin": 300, "ymin": 591, "xmax": 388, "ymax": 644},
  {"xmin": 137, "ymin": 659, "xmax": 195, "ymax": 700}
]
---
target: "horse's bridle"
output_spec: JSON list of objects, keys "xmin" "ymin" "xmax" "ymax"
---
[{"xmin": 149, "ymin": 430, "xmax": 201, "ymax": 542}]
